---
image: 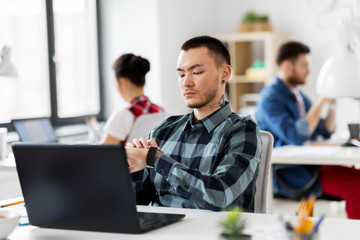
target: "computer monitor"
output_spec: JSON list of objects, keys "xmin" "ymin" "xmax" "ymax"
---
[{"xmin": 12, "ymin": 117, "xmax": 57, "ymax": 143}]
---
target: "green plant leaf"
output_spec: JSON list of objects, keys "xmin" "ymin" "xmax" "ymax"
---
[{"xmin": 220, "ymin": 208, "xmax": 246, "ymax": 238}]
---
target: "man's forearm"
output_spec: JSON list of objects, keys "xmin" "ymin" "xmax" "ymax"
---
[
  {"xmin": 306, "ymin": 98, "xmax": 327, "ymax": 134},
  {"xmin": 324, "ymin": 107, "xmax": 335, "ymax": 132}
]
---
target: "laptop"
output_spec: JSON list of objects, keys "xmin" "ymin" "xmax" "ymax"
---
[
  {"xmin": 12, "ymin": 118, "xmax": 57, "ymax": 143},
  {"xmin": 12, "ymin": 143, "xmax": 185, "ymax": 234}
]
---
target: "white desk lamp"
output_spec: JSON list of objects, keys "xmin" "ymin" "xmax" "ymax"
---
[
  {"xmin": 316, "ymin": 18, "xmax": 360, "ymax": 98},
  {"xmin": 316, "ymin": 16, "xmax": 360, "ymax": 143},
  {"xmin": 0, "ymin": 45, "xmax": 17, "ymax": 78}
]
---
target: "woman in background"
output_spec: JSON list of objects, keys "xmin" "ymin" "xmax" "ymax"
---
[{"xmin": 100, "ymin": 53, "xmax": 164, "ymax": 145}]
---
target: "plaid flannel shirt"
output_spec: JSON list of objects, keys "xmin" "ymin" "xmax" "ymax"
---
[{"xmin": 131, "ymin": 102, "xmax": 261, "ymax": 211}]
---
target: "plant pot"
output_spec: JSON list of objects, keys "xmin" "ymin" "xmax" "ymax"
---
[
  {"xmin": 220, "ymin": 234, "xmax": 252, "ymax": 240},
  {"xmin": 238, "ymin": 22, "xmax": 273, "ymax": 33},
  {"xmin": 238, "ymin": 23, "xmax": 254, "ymax": 32}
]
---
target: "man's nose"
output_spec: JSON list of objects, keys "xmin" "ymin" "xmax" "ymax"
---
[{"xmin": 183, "ymin": 74, "xmax": 194, "ymax": 87}]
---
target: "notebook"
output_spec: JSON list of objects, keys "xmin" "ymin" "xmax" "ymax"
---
[
  {"xmin": 12, "ymin": 143, "xmax": 185, "ymax": 234},
  {"xmin": 12, "ymin": 118, "xmax": 57, "ymax": 143}
]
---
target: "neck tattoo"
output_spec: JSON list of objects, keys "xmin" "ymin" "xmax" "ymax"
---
[{"xmin": 208, "ymin": 94, "xmax": 225, "ymax": 108}]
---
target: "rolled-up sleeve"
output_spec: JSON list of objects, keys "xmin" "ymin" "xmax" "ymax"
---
[{"xmin": 295, "ymin": 118, "xmax": 310, "ymax": 137}]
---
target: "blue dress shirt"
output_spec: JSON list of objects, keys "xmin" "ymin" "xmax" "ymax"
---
[{"xmin": 256, "ymin": 77, "xmax": 332, "ymax": 198}]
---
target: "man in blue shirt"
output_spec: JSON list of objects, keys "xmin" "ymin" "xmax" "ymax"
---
[
  {"xmin": 125, "ymin": 36, "xmax": 261, "ymax": 212},
  {"xmin": 256, "ymin": 41, "xmax": 360, "ymax": 219}
]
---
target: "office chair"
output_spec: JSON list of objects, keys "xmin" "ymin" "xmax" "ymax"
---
[
  {"xmin": 127, "ymin": 112, "xmax": 173, "ymax": 142},
  {"xmin": 273, "ymin": 165, "xmax": 321, "ymax": 201},
  {"xmin": 254, "ymin": 130, "xmax": 274, "ymax": 213}
]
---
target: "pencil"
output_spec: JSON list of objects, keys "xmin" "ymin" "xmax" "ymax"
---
[{"xmin": 1, "ymin": 200, "xmax": 24, "ymax": 208}]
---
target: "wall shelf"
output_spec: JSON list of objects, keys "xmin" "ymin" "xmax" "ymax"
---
[{"xmin": 218, "ymin": 32, "xmax": 288, "ymax": 112}]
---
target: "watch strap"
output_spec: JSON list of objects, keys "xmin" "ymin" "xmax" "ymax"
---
[{"xmin": 146, "ymin": 146, "xmax": 158, "ymax": 168}]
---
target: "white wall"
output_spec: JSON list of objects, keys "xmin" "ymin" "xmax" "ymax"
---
[
  {"xmin": 100, "ymin": 0, "xmax": 360, "ymax": 134},
  {"xmin": 156, "ymin": 0, "xmax": 219, "ymax": 114},
  {"xmin": 99, "ymin": 0, "xmax": 161, "ymax": 117}
]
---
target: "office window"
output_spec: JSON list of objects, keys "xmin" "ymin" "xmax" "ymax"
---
[
  {"xmin": 0, "ymin": 0, "xmax": 51, "ymax": 123},
  {"xmin": 53, "ymin": 0, "xmax": 100, "ymax": 118},
  {"xmin": 0, "ymin": 0, "xmax": 102, "ymax": 127}
]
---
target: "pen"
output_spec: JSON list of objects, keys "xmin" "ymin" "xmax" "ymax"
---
[
  {"xmin": 294, "ymin": 196, "xmax": 316, "ymax": 234},
  {"xmin": 312, "ymin": 215, "xmax": 325, "ymax": 232},
  {"xmin": 1, "ymin": 200, "xmax": 24, "ymax": 208},
  {"xmin": 279, "ymin": 216, "xmax": 293, "ymax": 231}
]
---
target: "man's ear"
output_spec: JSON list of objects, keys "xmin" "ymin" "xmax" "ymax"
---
[
  {"xmin": 281, "ymin": 60, "xmax": 293, "ymax": 75},
  {"xmin": 220, "ymin": 64, "xmax": 231, "ymax": 84}
]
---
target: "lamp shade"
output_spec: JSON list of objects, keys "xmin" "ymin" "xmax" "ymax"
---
[{"xmin": 316, "ymin": 49, "xmax": 360, "ymax": 98}]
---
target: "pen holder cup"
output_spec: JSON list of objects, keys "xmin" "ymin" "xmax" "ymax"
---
[
  {"xmin": 0, "ymin": 209, "xmax": 20, "ymax": 239},
  {"xmin": 287, "ymin": 231, "xmax": 319, "ymax": 240}
]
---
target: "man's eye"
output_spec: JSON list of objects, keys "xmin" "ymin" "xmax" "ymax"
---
[
  {"xmin": 193, "ymin": 71, "xmax": 203, "ymax": 75},
  {"xmin": 179, "ymin": 74, "xmax": 185, "ymax": 78}
]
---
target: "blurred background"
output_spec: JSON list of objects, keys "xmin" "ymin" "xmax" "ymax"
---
[{"xmin": 1, "ymin": 0, "xmax": 359, "ymax": 136}]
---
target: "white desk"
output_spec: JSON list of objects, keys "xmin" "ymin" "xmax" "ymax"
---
[
  {"xmin": 272, "ymin": 145, "xmax": 360, "ymax": 166},
  {"xmin": 0, "ymin": 153, "xmax": 16, "ymax": 170},
  {"xmin": 268, "ymin": 145, "xmax": 360, "ymax": 214},
  {"xmin": 5, "ymin": 204, "xmax": 360, "ymax": 240}
]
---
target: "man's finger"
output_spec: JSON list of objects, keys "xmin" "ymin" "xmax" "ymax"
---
[
  {"xmin": 132, "ymin": 138, "xmax": 144, "ymax": 148},
  {"xmin": 139, "ymin": 136, "xmax": 150, "ymax": 148},
  {"xmin": 147, "ymin": 138, "xmax": 158, "ymax": 148}
]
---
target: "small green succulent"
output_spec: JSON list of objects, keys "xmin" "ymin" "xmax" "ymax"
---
[
  {"xmin": 220, "ymin": 208, "xmax": 246, "ymax": 238},
  {"xmin": 242, "ymin": 11, "xmax": 269, "ymax": 23},
  {"xmin": 242, "ymin": 11, "xmax": 257, "ymax": 23}
]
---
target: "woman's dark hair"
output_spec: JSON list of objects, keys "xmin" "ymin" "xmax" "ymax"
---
[
  {"xmin": 276, "ymin": 41, "xmax": 310, "ymax": 66},
  {"xmin": 112, "ymin": 53, "xmax": 150, "ymax": 87}
]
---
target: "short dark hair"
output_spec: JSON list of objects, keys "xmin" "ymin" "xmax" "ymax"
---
[
  {"xmin": 112, "ymin": 53, "xmax": 150, "ymax": 87},
  {"xmin": 276, "ymin": 41, "xmax": 310, "ymax": 65},
  {"xmin": 181, "ymin": 35, "xmax": 231, "ymax": 67}
]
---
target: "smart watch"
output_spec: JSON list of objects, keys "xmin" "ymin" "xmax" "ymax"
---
[{"xmin": 146, "ymin": 146, "xmax": 161, "ymax": 168}]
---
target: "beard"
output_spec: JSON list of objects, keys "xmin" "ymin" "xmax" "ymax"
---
[
  {"xmin": 185, "ymin": 76, "xmax": 220, "ymax": 109},
  {"xmin": 186, "ymin": 87, "xmax": 218, "ymax": 108},
  {"xmin": 288, "ymin": 72, "xmax": 306, "ymax": 86}
]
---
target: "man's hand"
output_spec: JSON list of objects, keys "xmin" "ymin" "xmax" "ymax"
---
[
  {"xmin": 125, "ymin": 147, "xmax": 148, "ymax": 173},
  {"xmin": 126, "ymin": 137, "xmax": 158, "ymax": 149},
  {"xmin": 125, "ymin": 137, "xmax": 160, "ymax": 173},
  {"xmin": 306, "ymin": 97, "xmax": 336, "ymax": 134}
]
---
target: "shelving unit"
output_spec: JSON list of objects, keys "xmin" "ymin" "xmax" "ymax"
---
[{"xmin": 218, "ymin": 32, "xmax": 288, "ymax": 113}]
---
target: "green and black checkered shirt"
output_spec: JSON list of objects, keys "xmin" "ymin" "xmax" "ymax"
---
[{"xmin": 131, "ymin": 102, "xmax": 261, "ymax": 211}]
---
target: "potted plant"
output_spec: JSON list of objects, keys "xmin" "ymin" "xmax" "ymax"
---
[
  {"xmin": 238, "ymin": 11, "xmax": 273, "ymax": 32},
  {"xmin": 220, "ymin": 208, "xmax": 251, "ymax": 240}
]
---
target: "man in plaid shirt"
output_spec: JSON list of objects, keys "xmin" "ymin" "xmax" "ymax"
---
[{"xmin": 125, "ymin": 36, "xmax": 261, "ymax": 211}]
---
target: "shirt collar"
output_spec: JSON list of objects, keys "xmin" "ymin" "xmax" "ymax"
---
[
  {"xmin": 187, "ymin": 102, "xmax": 232, "ymax": 133},
  {"xmin": 130, "ymin": 95, "xmax": 148, "ymax": 106},
  {"xmin": 275, "ymin": 77, "xmax": 296, "ymax": 101}
]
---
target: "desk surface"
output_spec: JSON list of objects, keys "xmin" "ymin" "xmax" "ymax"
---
[
  {"xmin": 5, "ymin": 205, "xmax": 360, "ymax": 240},
  {"xmin": 272, "ymin": 145, "xmax": 360, "ymax": 166},
  {"xmin": 0, "ymin": 153, "xmax": 15, "ymax": 170}
]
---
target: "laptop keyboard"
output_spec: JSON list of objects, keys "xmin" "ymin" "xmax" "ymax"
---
[
  {"xmin": 139, "ymin": 217, "xmax": 165, "ymax": 231},
  {"xmin": 137, "ymin": 212, "xmax": 185, "ymax": 232}
]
